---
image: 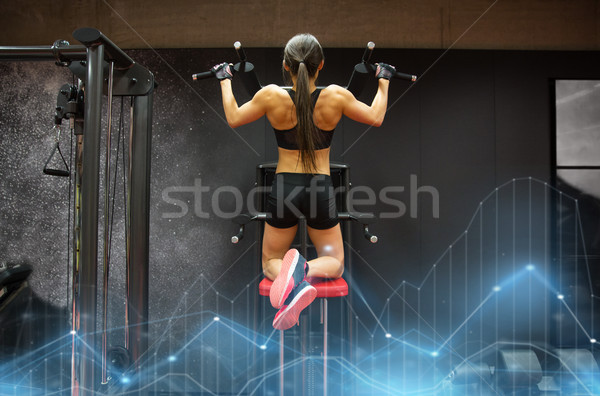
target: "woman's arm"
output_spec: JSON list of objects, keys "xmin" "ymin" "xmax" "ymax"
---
[
  {"xmin": 338, "ymin": 78, "xmax": 390, "ymax": 127},
  {"xmin": 219, "ymin": 80, "xmax": 274, "ymax": 128},
  {"xmin": 332, "ymin": 63, "xmax": 395, "ymax": 127}
]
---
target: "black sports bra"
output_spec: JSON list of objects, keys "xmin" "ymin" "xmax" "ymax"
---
[{"xmin": 273, "ymin": 89, "xmax": 334, "ymax": 150}]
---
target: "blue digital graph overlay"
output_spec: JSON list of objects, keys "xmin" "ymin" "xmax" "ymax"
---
[{"xmin": 1, "ymin": 177, "xmax": 599, "ymax": 395}]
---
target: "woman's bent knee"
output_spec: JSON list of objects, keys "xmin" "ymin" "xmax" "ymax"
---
[
  {"xmin": 330, "ymin": 255, "xmax": 344, "ymax": 279},
  {"xmin": 334, "ymin": 264, "xmax": 344, "ymax": 279},
  {"xmin": 262, "ymin": 259, "xmax": 280, "ymax": 281}
]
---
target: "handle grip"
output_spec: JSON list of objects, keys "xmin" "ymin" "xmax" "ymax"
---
[
  {"xmin": 231, "ymin": 225, "xmax": 245, "ymax": 244},
  {"xmin": 191, "ymin": 70, "xmax": 214, "ymax": 80},
  {"xmin": 363, "ymin": 225, "xmax": 378, "ymax": 243},
  {"xmin": 43, "ymin": 168, "xmax": 70, "ymax": 177},
  {"xmin": 371, "ymin": 63, "xmax": 418, "ymax": 82},
  {"xmin": 234, "ymin": 41, "xmax": 247, "ymax": 62},
  {"xmin": 362, "ymin": 41, "xmax": 375, "ymax": 63},
  {"xmin": 393, "ymin": 71, "xmax": 417, "ymax": 82}
]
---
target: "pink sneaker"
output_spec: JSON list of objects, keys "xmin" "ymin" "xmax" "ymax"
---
[
  {"xmin": 270, "ymin": 249, "xmax": 307, "ymax": 309},
  {"xmin": 272, "ymin": 281, "xmax": 317, "ymax": 330}
]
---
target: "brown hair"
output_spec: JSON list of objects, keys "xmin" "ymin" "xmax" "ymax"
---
[{"xmin": 283, "ymin": 34, "xmax": 325, "ymax": 173}]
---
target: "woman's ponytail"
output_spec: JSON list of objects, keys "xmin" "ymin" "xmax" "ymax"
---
[
  {"xmin": 295, "ymin": 61, "xmax": 321, "ymax": 173},
  {"xmin": 283, "ymin": 34, "xmax": 325, "ymax": 174}
]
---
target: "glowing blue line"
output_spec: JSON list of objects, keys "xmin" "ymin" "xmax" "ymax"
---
[
  {"xmin": 5, "ymin": 346, "xmax": 69, "ymax": 384},
  {"xmin": 356, "ymin": 328, "xmax": 453, "ymax": 366},
  {"xmin": 237, "ymin": 356, "xmax": 315, "ymax": 395},
  {"xmin": 559, "ymin": 299, "xmax": 593, "ymax": 340},
  {"xmin": 345, "ymin": 242, "xmax": 396, "ymax": 293},
  {"xmin": 231, "ymin": 272, "xmax": 264, "ymax": 302},
  {"xmin": 531, "ymin": 270, "xmax": 560, "ymax": 295},
  {"xmin": 261, "ymin": 327, "xmax": 279, "ymax": 345},
  {"xmin": 384, "ymin": 284, "xmax": 449, "ymax": 343},
  {"xmin": 177, "ymin": 320, "xmax": 216, "ymax": 351},
  {"xmin": 374, "ymin": 267, "xmax": 538, "ymax": 361},
  {"xmin": 435, "ymin": 286, "xmax": 510, "ymax": 351},
  {"xmin": 331, "ymin": 356, "xmax": 451, "ymax": 395},
  {"xmin": 344, "ymin": 298, "xmax": 375, "ymax": 334},
  {"xmin": 413, "ymin": 178, "xmax": 579, "ymax": 294},
  {"xmin": 575, "ymin": 202, "xmax": 594, "ymax": 294},
  {"xmin": 210, "ymin": 318, "xmax": 266, "ymax": 349},
  {"xmin": 0, "ymin": 334, "xmax": 72, "ymax": 379},
  {"xmin": 351, "ymin": 282, "xmax": 388, "ymax": 334},
  {"xmin": 104, "ymin": 372, "xmax": 219, "ymax": 395},
  {"xmin": 152, "ymin": 242, "xmax": 256, "ymax": 353},
  {"xmin": 346, "ymin": 262, "xmax": 447, "ymax": 343},
  {"xmin": 387, "ymin": 336, "xmax": 434, "ymax": 355}
]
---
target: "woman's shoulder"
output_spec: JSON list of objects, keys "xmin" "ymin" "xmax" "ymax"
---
[
  {"xmin": 254, "ymin": 84, "xmax": 290, "ymax": 103},
  {"xmin": 320, "ymin": 84, "xmax": 352, "ymax": 99},
  {"xmin": 259, "ymin": 84, "xmax": 289, "ymax": 95},
  {"xmin": 322, "ymin": 84, "xmax": 346, "ymax": 92},
  {"xmin": 318, "ymin": 84, "xmax": 353, "ymax": 107}
]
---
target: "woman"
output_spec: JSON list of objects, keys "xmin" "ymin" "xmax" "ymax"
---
[{"xmin": 214, "ymin": 33, "xmax": 395, "ymax": 330}]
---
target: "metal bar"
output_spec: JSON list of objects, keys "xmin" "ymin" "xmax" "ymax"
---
[
  {"xmin": 341, "ymin": 166, "xmax": 354, "ymax": 372},
  {"xmin": 125, "ymin": 98, "xmax": 134, "ymax": 351},
  {"xmin": 300, "ymin": 217, "xmax": 307, "ymax": 258},
  {"xmin": 300, "ymin": 214, "xmax": 308, "ymax": 395},
  {"xmin": 0, "ymin": 45, "xmax": 86, "ymax": 61},
  {"xmin": 556, "ymin": 165, "xmax": 600, "ymax": 169},
  {"xmin": 128, "ymin": 91, "xmax": 153, "ymax": 387},
  {"xmin": 73, "ymin": 28, "xmax": 134, "ymax": 70},
  {"xmin": 279, "ymin": 330, "xmax": 284, "ymax": 396},
  {"xmin": 79, "ymin": 43, "xmax": 105, "ymax": 396},
  {"xmin": 101, "ymin": 61, "xmax": 115, "ymax": 385},
  {"xmin": 345, "ymin": 63, "xmax": 370, "ymax": 98},
  {"xmin": 323, "ymin": 297, "xmax": 328, "ymax": 396},
  {"xmin": 257, "ymin": 165, "xmax": 266, "ymax": 394},
  {"xmin": 71, "ymin": 134, "xmax": 83, "ymax": 394}
]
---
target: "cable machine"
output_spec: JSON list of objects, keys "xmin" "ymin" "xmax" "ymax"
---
[{"xmin": 0, "ymin": 27, "xmax": 155, "ymax": 395}]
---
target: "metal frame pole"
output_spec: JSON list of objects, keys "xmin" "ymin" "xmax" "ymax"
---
[
  {"xmin": 127, "ymin": 92, "xmax": 153, "ymax": 386},
  {"xmin": 323, "ymin": 297, "xmax": 328, "ymax": 396},
  {"xmin": 280, "ymin": 331, "xmax": 284, "ymax": 396},
  {"xmin": 341, "ymin": 165, "xmax": 354, "ymax": 389},
  {"xmin": 78, "ymin": 42, "xmax": 104, "ymax": 395}
]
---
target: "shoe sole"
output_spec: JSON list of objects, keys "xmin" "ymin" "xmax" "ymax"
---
[
  {"xmin": 270, "ymin": 249, "xmax": 299, "ymax": 309},
  {"xmin": 272, "ymin": 284, "xmax": 317, "ymax": 330}
]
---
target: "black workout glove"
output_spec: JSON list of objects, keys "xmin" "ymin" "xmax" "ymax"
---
[
  {"xmin": 375, "ymin": 63, "xmax": 396, "ymax": 80},
  {"xmin": 212, "ymin": 62, "xmax": 234, "ymax": 80}
]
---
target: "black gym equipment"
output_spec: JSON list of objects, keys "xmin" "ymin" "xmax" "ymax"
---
[
  {"xmin": 1, "ymin": 27, "xmax": 155, "ymax": 396},
  {"xmin": 447, "ymin": 343, "xmax": 600, "ymax": 395},
  {"xmin": 0, "ymin": 262, "xmax": 33, "ymax": 306},
  {"xmin": 494, "ymin": 348, "xmax": 544, "ymax": 393},
  {"xmin": 43, "ymin": 129, "xmax": 71, "ymax": 177},
  {"xmin": 231, "ymin": 163, "xmax": 378, "ymax": 247},
  {"xmin": 192, "ymin": 41, "xmax": 418, "ymax": 97},
  {"xmin": 42, "ymin": 82, "xmax": 85, "ymax": 177},
  {"xmin": 553, "ymin": 348, "xmax": 600, "ymax": 393},
  {"xmin": 193, "ymin": 40, "xmax": 411, "ymax": 262},
  {"xmin": 230, "ymin": 163, "xmax": 375, "ymax": 396}
]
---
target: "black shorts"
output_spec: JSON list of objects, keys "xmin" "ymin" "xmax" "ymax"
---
[{"xmin": 265, "ymin": 173, "xmax": 339, "ymax": 230}]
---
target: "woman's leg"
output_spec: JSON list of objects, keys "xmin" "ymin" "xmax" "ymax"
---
[
  {"xmin": 262, "ymin": 223, "xmax": 298, "ymax": 281},
  {"xmin": 306, "ymin": 224, "xmax": 344, "ymax": 279}
]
